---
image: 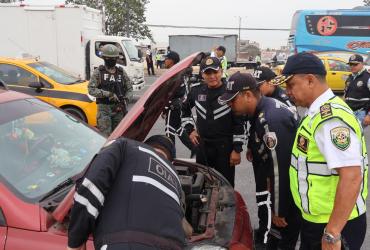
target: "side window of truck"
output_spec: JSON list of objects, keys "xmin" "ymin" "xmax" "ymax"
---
[{"xmin": 0, "ymin": 64, "xmax": 38, "ymax": 86}]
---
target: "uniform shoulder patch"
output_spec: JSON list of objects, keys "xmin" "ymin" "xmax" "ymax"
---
[
  {"xmin": 320, "ymin": 103, "xmax": 332, "ymax": 119},
  {"xmin": 297, "ymin": 134, "xmax": 309, "ymax": 153},
  {"xmin": 330, "ymin": 127, "xmax": 351, "ymax": 150},
  {"xmin": 263, "ymin": 132, "xmax": 277, "ymax": 150}
]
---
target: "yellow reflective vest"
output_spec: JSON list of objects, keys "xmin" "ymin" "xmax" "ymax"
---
[{"xmin": 290, "ymin": 96, "xmax": 368, "ymax": 223}]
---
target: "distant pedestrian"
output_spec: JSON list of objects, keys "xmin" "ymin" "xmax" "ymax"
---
[{"xmin": 146, "ymin": 45, "xmax": 155, "ymax": 76}]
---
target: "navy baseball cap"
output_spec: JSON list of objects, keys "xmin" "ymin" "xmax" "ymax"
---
[
  {"xmin": 200, "ymin": 56, "xmax": 221, "ymax": 73},
  {"xmin": 253, "ymin": 66, "xmax": 277, "ymax": 85},
  {"xmin": 348, "ymin": 54, "xmax": 364, "ymax": 64},
  {"xmin": 165, "ymin": 51, "xmax": 180, "ymax": 64},
  {"xmin": 218, "ymin": 72, "xmax": 257, "ymax": 105},
  {"xmin": 144, "ymin": 135, "xmax": 176, "ymax": 160},
  {"xmin": 272, "ymin": 52, "xmax": 327, "ymax": 85}
]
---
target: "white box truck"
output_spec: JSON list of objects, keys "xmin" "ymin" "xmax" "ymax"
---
[{"xmin": 0, "ymin": 4, "xmax": 145, "ymax": 91}]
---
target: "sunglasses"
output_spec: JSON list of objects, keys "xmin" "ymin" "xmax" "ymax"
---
[{"xmin": 349, "ymin": 63, "xmax": 359, "ymax": 67}]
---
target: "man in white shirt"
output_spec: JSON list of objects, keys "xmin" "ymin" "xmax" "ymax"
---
[{"xmin": 274, "ymin": 52, "xmax": 367, "ymax": 250}]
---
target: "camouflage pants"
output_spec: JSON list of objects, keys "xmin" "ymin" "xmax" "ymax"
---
[{"xmin": 97, "ymin": 104, "xmax": 126, "ymax": 136}]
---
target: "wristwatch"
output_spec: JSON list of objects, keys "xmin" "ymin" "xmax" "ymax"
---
[{"xmin": 323, "ymin": 228, "xmax": 341, "ymax": 244}]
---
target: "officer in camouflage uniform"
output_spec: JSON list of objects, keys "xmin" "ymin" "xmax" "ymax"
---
[{"xmin": 88, "ymin": 44, "xmax": 133, "ymax": 136}]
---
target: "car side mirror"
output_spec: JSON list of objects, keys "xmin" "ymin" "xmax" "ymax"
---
[
  {"xmin": 28, "ymin": 81, "xmax": 43, "ymax": 89},
  {"xmin": 28, "ymin": 81, "xmax": 44, "ymax": 92},
  {"xmin": 0, "ymin": 79, "xmax": 8, "ymax": 90}
]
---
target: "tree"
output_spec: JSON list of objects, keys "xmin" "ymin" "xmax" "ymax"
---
[
  {"xmin": 364, "ymin": 0, "xmax": 370, "ymax": 5},
  {"xmin": 65, "ymin": 0, "xmax": 153, "ymax": 41}
]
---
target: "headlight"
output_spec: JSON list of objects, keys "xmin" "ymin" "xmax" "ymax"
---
[
  {"xmin": 87, "ymin": 94, "xmax": 96, "ymax": 102},
  {"xmin": 191, "ymin": 245, "xmax": 227, "ymax": 250}
]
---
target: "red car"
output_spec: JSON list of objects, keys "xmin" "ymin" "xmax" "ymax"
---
[{"xmin": 0, "ymin": 52, "xmax": 253, "ymax": 250}]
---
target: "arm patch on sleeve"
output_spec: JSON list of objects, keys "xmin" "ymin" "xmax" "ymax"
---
[
  {"xmin": 330, "ymin": 127, "xmax": 351, "ymax": 150},
  {"xmin": 263, "ymin": 131, "xmax": 278, "ymax": 150}
]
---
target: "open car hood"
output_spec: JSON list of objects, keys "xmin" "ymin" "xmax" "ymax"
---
[
  {"xmin": 109, "ymin": 52, "xmax": 204, "ymax": 141},
  {"xmin": 52, "ymin": 52, "xmax": 205, "ymax": 222}
]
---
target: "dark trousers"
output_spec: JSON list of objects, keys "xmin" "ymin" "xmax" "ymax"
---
[
  {"xmin": 164, "ymin": 107, "xmax": 193, "ymax": 151},
  {"xmin": 195, "ymin": 138, "xmax": 235, "ymax": 186},
  {"xmin": 300, "ymin": 213, "xmax": 366, "ymax": 250},
  {"xmin": 146, "ymin": 61, "xmax": 155, "ymax": 75},
  {"xmin": 266, "ymin": 205, "xmax": 301, "ymax": 250}
]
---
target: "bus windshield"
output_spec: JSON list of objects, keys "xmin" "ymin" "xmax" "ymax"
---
[{"xmin": 288, "ymin": 8, "xmax": 370, "ymax": 55}]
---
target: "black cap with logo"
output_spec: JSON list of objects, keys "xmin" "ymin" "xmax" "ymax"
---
[
  {"xmin": 348, "ymin": 54, "xmax": 364, "ymax": 64},
  {"xmin": 165, "ymin": 51, "xmax": 180, "ymax": 64},
  {"xmin": 253, "ymin": 66, "xmax": 277, "ymax": 85},
  {"xmin": 200, "ymin": 56, "xmax": 221, "ymax": 73},
  {"xmin": 218, "ymin": 72, "xmax": 257, "ymax": 105},
  {"xmin": 144, "ymin": 135, "xmax": 176, "ymax": 160},
  {"xmin": 272, "ymin": 52, "xmax": 327, "ymax": 85}
]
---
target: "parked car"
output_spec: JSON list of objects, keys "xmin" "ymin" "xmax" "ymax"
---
[
  {"xmin": 273, "ymin": 56, "xmax": 351, "ymax": 92},
  {"xmin": 0, "ymin": 57, "xmax": 97, "ymax": 126},
  {"xmin": 0, "ymin": 52, "xmax": 253, "ymax": 250}
]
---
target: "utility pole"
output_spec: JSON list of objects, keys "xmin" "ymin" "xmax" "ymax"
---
[
  {"xmin": 125, "ymin": 1, "xmax": 130, "ymax": 37},
  {"xmin": 238, "ymin": 16, "xmax": 241, "ymax": 51}
]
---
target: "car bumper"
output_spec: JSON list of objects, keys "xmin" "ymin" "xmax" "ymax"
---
[
  {"xmin": 229, "ymin": 191, "xmax": 254, "ymax": 249},
  {"xmin": 132, "ymin": 78, "xmax": 145, "ymax": 91}
]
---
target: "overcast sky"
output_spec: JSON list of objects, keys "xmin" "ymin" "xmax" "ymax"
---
[{"xmin": 24, "ymin": 0, "xmax": 365, "ymax": 48}]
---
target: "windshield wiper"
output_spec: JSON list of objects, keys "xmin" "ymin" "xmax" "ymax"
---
[
  {"xmin": 39, "ymin": 178, "xmax": 74, "ymax": 202},
  {"xmin": 68, "ymin": 79, "xmax": 85, "ymax": 84}
]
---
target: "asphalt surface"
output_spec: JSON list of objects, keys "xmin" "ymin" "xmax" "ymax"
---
[{"xmin": 130, "ymin": 75, "xmax": 370, "ymax": 249}]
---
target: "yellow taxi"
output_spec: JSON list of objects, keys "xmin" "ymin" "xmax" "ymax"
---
[
  {"xmin": 273, "ymin": 56, "xmax": 351, "ymax": 92},
  {"xmin": 0, "ymin": 57, "xmax": 97, "ymax": 126}
]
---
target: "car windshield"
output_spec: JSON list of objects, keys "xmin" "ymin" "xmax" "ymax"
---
[
  {"xmin": 122, "ymin": 40, "xmax": 140, "ymax": 61},
  {"xmin": 27, "ymin": 61, "xmax": 81, "ymax": 85},
  {"xmin": 0, "ymin": 98, "xmax": 106, "ymax": 201}
]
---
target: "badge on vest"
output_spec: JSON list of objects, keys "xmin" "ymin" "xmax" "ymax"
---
[
  {"xmin": 357, "ymin": 81, "xmax": 363, "ymax": 87},
  {"xmin": 198, "ymin": 94, "xmax": 206, "ymax": 101},
  {"xmin": 320, "ymin": 104, "xmax": 332, "ymax": 119},
  {"xmin": 297, "ymin": 134, "xmax": 309, "ymax": 153},
  {"xmin": 330, "ymin": 127, "xmax": 351, "ymax": 150},
  {"xmin": 263, "ymin": 132, "xmax": 277, "ymax": 150}
]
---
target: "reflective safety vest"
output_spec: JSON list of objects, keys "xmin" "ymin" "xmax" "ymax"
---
[
  {"xmin": 220, "ymin": 56, "xmax": 228, "ymax": 78},
  {"xmin": 290, "ymin": 96, "xmax": 368, "ymax": 223}
]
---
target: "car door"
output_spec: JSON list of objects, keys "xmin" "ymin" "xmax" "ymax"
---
[
  {"xmin": 0, "ymin": 63, "xmax": 51, "ymax": 104},
  {"xmin": 326, "ymin": 59, "xmax": 351, "ymax": 92},
  {"xmin": 0, "ymin": 208, "xmax": 6, "ymax": 250}
]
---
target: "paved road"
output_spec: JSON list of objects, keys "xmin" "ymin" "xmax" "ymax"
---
[{"xmin": 130, "ymin": 75, "xmax": 370, "ymax": 249}]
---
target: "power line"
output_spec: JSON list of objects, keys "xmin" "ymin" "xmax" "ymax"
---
[{"xmin": 147, "ymin": 24, "xmax": 290, "ymax": 31}]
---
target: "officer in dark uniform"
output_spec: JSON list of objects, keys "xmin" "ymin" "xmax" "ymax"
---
[
  {"xmin": 67, "ymin": 135, "xmax": 192, "ymax": 250},
  {"xmin": 181, "ymin": 56, "xmax": 245, "ymax": 187},
  {"xmin": 88, "ymin": 44, "xmax": 133, "ymax": 136},
  {"xmin": 253, "ymin": 66, "xmax": 295, "ymax": 107},
  {"xmin": 162, "ymin": 51, "xmax": 193, "ymax": 151},
  {"xmin": 344, "ymin": 54, "xmax": 370, "ymax": 127},
  {"xmin": 219, "ymin": 72, "xmax": 301, "ymax": 250}
]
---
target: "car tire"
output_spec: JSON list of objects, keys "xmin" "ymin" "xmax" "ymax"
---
[{"xmin": 62, "ymin": 106, "xmax": 87, "ymax": 123}]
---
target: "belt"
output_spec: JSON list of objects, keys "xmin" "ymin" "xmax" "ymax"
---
[{"xmin": 96, "ymin": 230, "xmax": 184, "ymax": 250}]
